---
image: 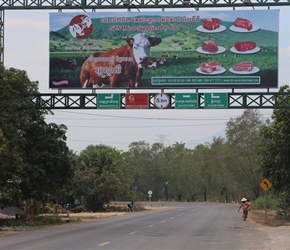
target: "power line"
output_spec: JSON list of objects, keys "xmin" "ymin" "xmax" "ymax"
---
[
  {"xmin": 48, "ymin": 110, "xmax": 273, "ymax": 121},
  {"xmin": 65, "ymin": 123, "xmax": 226, "ymax": 129}
]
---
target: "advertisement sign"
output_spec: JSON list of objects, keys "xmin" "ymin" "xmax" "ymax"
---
[
  {"xmin": 49, "ymin": 10, "xmax": 279, "ymax": 89},
  {"xmin": 125, "ymin": 93, "xmax": 149, "ymax": 109}
]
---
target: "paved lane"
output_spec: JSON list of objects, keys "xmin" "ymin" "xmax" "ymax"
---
[{"xmin": 0, "ymin": 203, "xmax": 272, "ymax": 250}]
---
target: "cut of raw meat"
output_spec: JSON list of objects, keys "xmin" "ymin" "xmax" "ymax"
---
[
  {"xmin": 202, "ymin": 18, "xmax": 220, "ymax": 30},
  {"xmin": 202, "ymin": 40, "xmax": 218, "ymax": 53},
  {"xmin": 234, "ymin": 41, "xmax": 256, "ymax": 52},
  {"xmin": 234, "ymin": 18, "xmax": 253, "ymax": 31},
  {"xmin": 232, "ymin": 61, "xmax": 254, "ymax": 71},
  {"xmin": 200, "ymin": 61, "xmax": 221, "ymax": 73}
]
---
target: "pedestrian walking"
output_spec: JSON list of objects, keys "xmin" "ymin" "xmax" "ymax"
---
[{"xmin": 238, "ymin": 198, "xmax": 252, "ymax": 221}]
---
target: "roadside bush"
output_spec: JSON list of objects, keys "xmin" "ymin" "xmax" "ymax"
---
[
  {"xmin": 33, "ymin": 216, "xmax": 63, "ymax": 225},
  {"xmin": 252, "ymin": 194, "xmax": 281, "ymax": 209},
  {"xmin": 70, "ymin": 205, "xmax": 85, "ymax": 213},
  {"xmin": 103, "ymin": 203, "xmax": 146, "ymax": 212},
  {"xmin": 276, "ymin": 193, "xmax": 290, "ymax": 218}
]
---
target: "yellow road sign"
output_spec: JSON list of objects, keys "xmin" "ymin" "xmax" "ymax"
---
[{"xmin": 260, "ymin": 178, "xmax": 272, "ymax": 191}]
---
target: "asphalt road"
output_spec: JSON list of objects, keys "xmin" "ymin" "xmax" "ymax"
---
[{"xmin": 0, "ymin": 203, "xmax": 272, "ymax": 250}]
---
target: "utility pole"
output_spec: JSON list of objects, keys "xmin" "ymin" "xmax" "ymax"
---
[{"xmin": 155, "ymin": 134, "xmax": 169, "ymax": 146}]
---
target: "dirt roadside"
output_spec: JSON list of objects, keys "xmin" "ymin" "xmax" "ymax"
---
[{"xmin": 247, "ymin": 209, "xmax": 290, "ymax": 250}]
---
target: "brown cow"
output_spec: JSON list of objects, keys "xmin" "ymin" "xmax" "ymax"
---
[
  {"xmin": 144, "ymin": 57, "xmax": 166, "ymax": 68},
  {"xmin": 80, "ymin": 33, "xmax": 161, "ymax": 88}
]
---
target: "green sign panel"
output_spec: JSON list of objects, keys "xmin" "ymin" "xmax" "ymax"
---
[
  {"xmin": 97, "ymin": 94, "xmax": 120, "ymax": 109},
  {"xmin": 175, "ymin": 93, "xmax": 198, "ymax": 109},
  {"xmin": 204, "ymin": 93, "xmax": 228, "ymax": 109},
  {"xmin": 152, "ymin": 77, "xmax": 260, "ymax": 85}
]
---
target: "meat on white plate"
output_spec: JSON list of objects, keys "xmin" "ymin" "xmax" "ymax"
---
[
  {"xmin": 232, "ymin": 61, "xmax": 254, "ymax": 71},
  {"xmin": 234, "ymin": 41, "xmax": 256, "ymax": 52},
  {"xmin": 202, "ymin": 18, "xmax": 220, "ymax": 30},
  {"xmin": 202, "ymin": 40, "xmax": 218, "ymax": 53},
  {"xmin": 234, "ymin": 17, "xmax": 253, "ymax": 31},
  {"xmin": 200, "ymin": 61, "xmax": 222, "ymax": 73}
]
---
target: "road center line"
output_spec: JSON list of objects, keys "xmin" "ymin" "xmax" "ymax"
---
[
  {"xmin": 148, "ymin": 225, "xmax": 154, "ymax": 227},
  {"xmin": 161, "ymin": 220, "xmax": 166, "ymax": 223},
  {"xmin": 191, "ymin": 207, "xmax": 202, "ymax": 212},
  {"xmin": 129, "ymin": 231, "xmax": 138, "ymax": 234},
  {"xmin": 98, "ymin": 241, "xmax": 111, "ymax": 247}
]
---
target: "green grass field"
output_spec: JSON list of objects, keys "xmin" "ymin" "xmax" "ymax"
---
[{"xmin": 49, "ymin": 47, "xmax": 277, "ymax": 89}]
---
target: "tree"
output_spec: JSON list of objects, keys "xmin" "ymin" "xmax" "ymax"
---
[
  {"xmin": 186, "ymin": 144, "xmax": 209, "ymax": 202},
  {"xmin": 0, "ymin": 66, "xmax": 37, "ymax": 187},
  {"xmin": 0, "ymin": 64, "xmax": 73, "ymax": 208},
  {"xmin": 127, "ymin": 141, "xmax": 158, "ymax": 200},
  {"xmin": 73, "ymin": 144, "xmax": 131, "ymax": 211},
  {"xmin": 20, "ymin": 122, "xmax": 73, "ymax": 202},
  {"xmin": 258, "ymin": 85, "xmax": 290, "ymax": 193},
  {"xmin": 162, "ymin": 142, "xmax": 193, "ymax": 202},
  {"xmin": 206, "ymin": 137, "xmax": 231, "ymax": 202},
  {"xmin": 225, "ymin": 109, "xmax": 265, "ymax": 200}
]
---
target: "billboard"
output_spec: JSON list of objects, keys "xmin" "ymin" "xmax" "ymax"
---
[{"xmin": 49, "ymin": 10, "xmax": 279, "ymax": 89}]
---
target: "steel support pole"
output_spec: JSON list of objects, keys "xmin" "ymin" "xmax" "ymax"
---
[{"xmin": 0, "ymin": 10, "xmax": 4, "ymax": 64}]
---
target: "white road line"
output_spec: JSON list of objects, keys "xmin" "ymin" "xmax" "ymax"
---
[
  {"xmin": 191, "ymin": 207, "xmax": 202, "ymax": 212},
  {"xmin": 129, "ymin": 231, "xmax": 138, "ymax": 235},
  {"xmin": 161, "ymin": 220, "xmax": 166, "ymax": 223},
  {"xmin": 170, "ymin": 217, "xmax": 174, "ymax": 219},
  {"xmin": 148, "ymin": 225, "xmax": 154, "ymax": 227},
  {"xmin": 177, "ymin": 214, "xmax": 181, "ymax": 217},
  {"xmin": 98, "ymin": 241, "xmax": 111, "ymax": 247}
]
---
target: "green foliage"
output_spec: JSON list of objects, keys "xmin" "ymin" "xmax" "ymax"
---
[
  {"xmin": 252, "ymin": 194, "xmax": 282, "ymax": 209},
  {"xmin": 72, "ymin": 145, "xmax": 134, "ymax": 211},
  {"xmin": 258, "ymin": 85, "xmax": 290, "ymax": 193},
  {"xmin": 0, "ymin": 216, "xmax": 63, "ymax": 229},
  {"xmin": 225, "ymin": 109, "xmax": 264, "ymax": 200},
  {"xmin": 49, "ymin": 49, "xmax": 277, "ymax": 88},
  {"xmin": 0, "ymin": 64, "xmax": 73, "ymax": 207},
  {"xmin": 32, "ymin": 216, "xmax": 63, "ymax": 226},
  {"xmin": 127, "ymin": 141, "xmax": 168, "ymax": 201}
]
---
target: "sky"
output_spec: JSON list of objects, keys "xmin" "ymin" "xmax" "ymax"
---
[{"xmin": 3, "ymin": 6, "xmax": 290, "ymax": 153}]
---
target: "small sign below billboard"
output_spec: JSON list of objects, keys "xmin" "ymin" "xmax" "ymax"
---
[
  {"xmin": 204, "ymin": 93, "xmax": 228, "ymax": 108},
  {"xmin": 175, "ymin": 93, "xmax": 198, "ymax": 109},
  {"xmin": 125, "ymin": 93, "xmax": 149, "ymax": 109},
  {"xmin": 97, "ymin": 93, "xmax": 120, "ymax": 109},
  {"xmin": 154, "ymin": 93, "xmax": 170, "ymax": 109}
]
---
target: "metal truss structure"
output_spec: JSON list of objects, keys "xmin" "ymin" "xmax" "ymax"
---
[
  {"xmin": 1, "ymin": 0, "xmax": 290, "ymax": 109},
  {"xmin": 21, "ymin": 92, "xmax": 290, "ymax": 109}
]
